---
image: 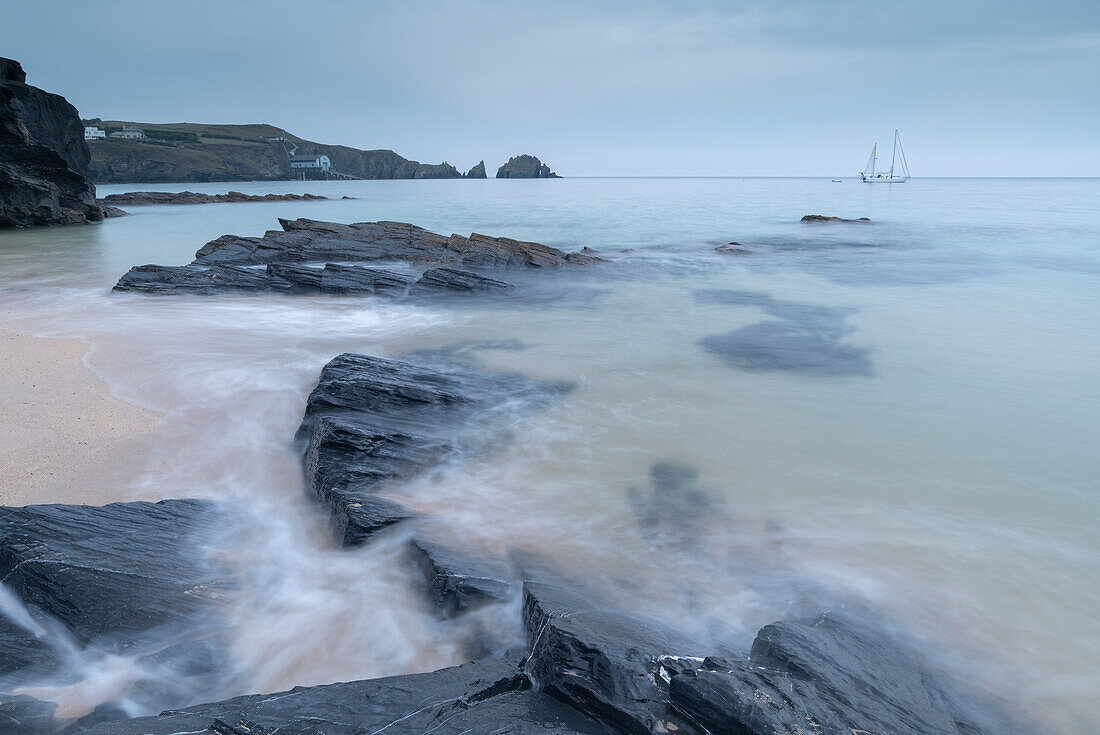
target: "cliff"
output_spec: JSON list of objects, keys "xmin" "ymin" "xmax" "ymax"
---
[
  {"xmin": 465, "ymin": 160, "xmax": 487, "ymax": 178},
  {"xmin": 0, "ymin": 57, "xmax": 102, "ymax": 227},
  {"xmin": 86, "ymin": 120, "xmax": 464, "ymax": 183},
  {"xmin": 496, "ymin": 154, "xmax": 560, "ymax": 178}
]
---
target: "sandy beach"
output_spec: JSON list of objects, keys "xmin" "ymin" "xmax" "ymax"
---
[{"xmin": 0, "ymin": 328, "xmax": 160, "ymax": 506}]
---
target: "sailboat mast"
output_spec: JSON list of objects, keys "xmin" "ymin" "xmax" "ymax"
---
[{"xmin": 889, "ymin": 129, "xmax": 897, "ymax": 178}]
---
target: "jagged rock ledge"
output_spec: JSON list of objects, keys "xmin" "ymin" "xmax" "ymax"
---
[
  {"xmin": 99, "ymin": 191, "xmax": 329, "ymax": 206},
  {"xmin": 297, "ymin": 352, "xmax": 568, "ymax": 546},
  {"xmin": 496, "ymin": 154, "xmax": 560, "ymax": 179},
  {"xmin": 113, "ymin": 218, "xmax": 607, "ymax": 296}
]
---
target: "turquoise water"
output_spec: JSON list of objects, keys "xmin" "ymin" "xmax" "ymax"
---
[{"xmin": 1, "ymin": 177, "xmax": 1098, "ymax": 731}]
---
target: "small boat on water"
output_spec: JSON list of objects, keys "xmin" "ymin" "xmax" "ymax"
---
[{"xmin": 860, "ymin": 129, "xmax": 910, "ymax": 183}]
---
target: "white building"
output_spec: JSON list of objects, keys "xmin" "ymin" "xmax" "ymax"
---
[
  {"xmin": 109, "ymin": 125, "xmax": 146, "ymax": 140},
  {"xmin": 84, "ymin": 126, "xmax": 106, "ymax": 140},
  {"xmin": 289, "ymin": 154, "xmax": 331, "ymax": 171}
]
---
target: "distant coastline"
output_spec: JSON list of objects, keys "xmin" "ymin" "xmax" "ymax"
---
[{"xmin": 84, "ymin": 119, "xmax": 559, "ymax": 184}]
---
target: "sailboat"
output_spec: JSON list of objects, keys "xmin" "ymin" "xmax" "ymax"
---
[{"xmin": 860, "ymin": 129, "xmax": 910, "ymax": 183}]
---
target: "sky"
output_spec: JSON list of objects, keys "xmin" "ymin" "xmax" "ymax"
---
[{"xmin": 2, "ymin": 0, "xmax": 1097, "ymax": 176}]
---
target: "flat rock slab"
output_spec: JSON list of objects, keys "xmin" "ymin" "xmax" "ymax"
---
[
  {"xmin": 299, "ymin": 353, "xmax": 567, "ymax": 546},
  {"xmin": 113, "ymin": 263, "xmax": 513, "ymax": 297},
  {"xmin": 192, "ymin": 218, "xmax": 606, "ymax": 269},
  {"xmin": 100, "ymin": 191, "xmax": 328, "ymax": 206},
  {"xmin": 800, "ymin": 214, "xmax": 870, "ymax": 223},
  {"xmin": 78, "ymin": 659, "xmax": 612, "ymax": 735}
]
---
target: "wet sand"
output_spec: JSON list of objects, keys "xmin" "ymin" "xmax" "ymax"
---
[{"xmin": 0, "ymin": 329, "xmax": 160, "ymax": 506}]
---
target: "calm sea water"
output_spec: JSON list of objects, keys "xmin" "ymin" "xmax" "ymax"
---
[{"xmin": 1, "ymin": 177, "xmax": 1098, "ymax": 731}]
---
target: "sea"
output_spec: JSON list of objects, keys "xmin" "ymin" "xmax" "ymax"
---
[{"xmin": 1, "ymin": 177, "xmax": 1097, "ymax": 733}]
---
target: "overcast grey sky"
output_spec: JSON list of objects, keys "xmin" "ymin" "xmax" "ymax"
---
[{"xmin": 2, "ymin": 0, "xmax": 1097, "ymax": 176}]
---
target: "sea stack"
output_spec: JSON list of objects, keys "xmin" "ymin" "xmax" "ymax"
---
[
  {"xmin": 496, "ymin": 154, "xmax": 560, "ymax": 178},
  {"xmin": 0, "ymin": 57, "xmax": 102, "ymax": 227},
  {"xmin": 465, "ymin": 160, "xmax": 487, "ymax": 178}
]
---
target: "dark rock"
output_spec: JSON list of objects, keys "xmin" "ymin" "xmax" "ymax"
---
[
  {"xmin": 496, "ymin": 154, "xmax": 561, "ymax": 179},
  {"xmin": 99, "ymin": 204, "xmax": 127, "ymax": 218},
  {"xmin": 800, "ymin": 214, "xmax": 870, "ymax": 223},
  {"xmin": 523, "ymin": 581, "xmax": 705, "ymax": 734},
  {"xmin": 0, "ymin": 614, "xmax": 60, "ymax": 680},
  {"xmin": 194, "ymin": 218, "xmax": 604, "ymax": 269},
  {"xmin": 99, "ymin": 191, "xmax": 327, "ymax": 206},
  {"xmin": 317, "ymin": 263, "xmax": 412, "ymax": 294},
  {"xmin": 412, "ymin": 267, "xmax": 514, "ymax": 293},
  {"xmin": 0, "ymin": 57, "xmax": 102, "ymax": 227},
  {"xmin": 715, "ymin": 242, "xmax": 751, "ymax": 254},
  {"xmin": 298, "ymin": 353, "xmax": 566, "ymax": 546},
  {"xmin": 465, "ymin": 160, "xmax": 487, "ymax": 178},
  {"xmin": 700, "ymin": 322, "xmax": 872, "ymax": 376},
  {"xmin": 332, "ymin": 495, "xmax": 413, "ymax": 547},
  {"xmin": 0, "ymin": 499, "xmax": 223, "ymax": 648},
  {"xmin": 113, "ymin": 264, "xmax": 278, "ymax": 294},
  {"xmin": 78, "ymin": 659, "xmax": 609, "ymax": 735},
  {"xmin": 409, "ymin": 539, "xmax": 516, "ymax": 617},
  {"xmin": 0, "ymin": 694, "xmax": 57, "ymax": 735},
  {"xmin": 0, "ymin": 58, "xmax": 26, "ymax": 84},
  {"xmin": 668, "ymin": 613, "xmax": 1005, "ymax": 735}
]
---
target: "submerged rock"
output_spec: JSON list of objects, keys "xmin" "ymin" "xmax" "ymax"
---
[
  {"xmin": 800, "ymin": 214, "xmax": 870, "ymax": 223},
  {"xmin": 99, "ymin": 191, "xmax": 328, "ymax": 206},
  {"xmin": 99, "ymin": 204, "xmax": 127, "ymax": 218},
  {"xmin": 715, "ymin": 242, "xmax": 751, "ymax": 254},
  {"xmin": 0, "ymin": 57, "xmax": 102, "ymax": 227},
  {"xmin": 496, "ymin": 154, "xmax": 561, "ymax": 179}
]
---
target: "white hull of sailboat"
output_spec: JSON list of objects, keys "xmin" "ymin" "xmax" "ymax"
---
[{"xmin": 859, "ymin": 130, "xmax": 910, "ymax": 183}]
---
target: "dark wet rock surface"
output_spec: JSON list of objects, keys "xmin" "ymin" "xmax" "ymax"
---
[
  {"xmin": 1, "ymin": 57, "xmax": 102, "ymax": 227},
  {"xmin": 697, "ymin": 289, "xmax": 872, "ymax": 376},
  {"xmin": 298, "ymin": 353, "xmax": 568, "ymax": 547},
  {"xmin": 99, "ymin": 191, "xmax": 327, "ymax": 206},
  {"xmin": 465, "ymin": 160, "xmax": 487, "ymax": 178},
  {"xmin": 77, "ymin": 659, "xmax": 608, "ymax": 735},
  {"xmin": 410, "ymin": 539, "xmax": 516, "ymax": 618},
  {"xmin": 98, "ymin": 204, "xmax": 127, "ymax": 218}
]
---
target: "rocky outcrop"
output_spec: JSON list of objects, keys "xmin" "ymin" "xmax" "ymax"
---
[
  {"xmin": 113, "ymin": 262, "xmax": 514, "ymax": 297},
  {"xmin": 715, "ymin": 242, "xmax": 751, "ymax": 254},
  {"xmin": 0, "ymin": 57, "xmax": 102, "ymax": 227},
  {"xmin": 192, "ymin": 218, "xmax": 605, "ymax": 269},
  {"xmin": 801, "ymin": 214, "xmax": 870, "ymax": 223},
  {"xmin": 297, "ymin": 353, "xmax": 567, "ymax": 546},
  {"xmin": 466, "ymin": 160, "xmax": 487, "ymax": 178},
  {"xmin": 409, "ymin": 539, "xmax": 516, "ymax": 618},
  {"xmin": 99, "ymin": 191, "xmax": 327, "ymax": 206},
  {"xmin": 496, "ymin": 154, "xmax": 560, "ymax": 178},
  {"xmin": 99, "ymin": 204, "xmax": 127, "ymax": 218}
]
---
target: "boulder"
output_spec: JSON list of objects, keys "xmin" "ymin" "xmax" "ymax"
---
[
  {"xmin": 800, "ymin": 214, "xmax": 870, "ymax": 223},
  {"xmin": 76, "ymin": 659, "xmax": 611, "ymax": 735},
  {"xmin": 99, "ymin": 204, "xmax": 127, "ymax": 218},
  {"xmin": 465, "ymin": 160, "xmax": 487, "ymax": 178},
  {"xmin": 715, "ymin": 242, "xmax": 751, "ymax": 254},
  {"xmin": 0, "ymin": 57, "xmax": 102, "ymax": 227},
  {"xmin": 496, "ymin": 154, "xmax": 561, "ymax": 179}
]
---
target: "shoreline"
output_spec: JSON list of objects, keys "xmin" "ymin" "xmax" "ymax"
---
[{"xmin": 0, "ymin": 329, "xmax": 161, "ymax": 506}]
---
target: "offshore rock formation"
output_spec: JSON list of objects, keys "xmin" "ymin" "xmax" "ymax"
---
[
  {"xmin": 99, "ymin": 191, "xmax": 327, "ymax": 206},
  {"xmin": 0, "ymin": 57, "xmax": 102, "ymax": 227},
  {"xmin": 114, "ymin": 218, "xmax": 607, "ymax": 296},
  {"xmin": 465, "ymin": 160, "xmax": 487, "ymax": 178},
  {"xmin": 801, "ymin": 214, "xmax": 870, "ymax": 223},
  {"xmin": 496, "ymin": 154, "xmax": 560, "ymax": 178}
]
